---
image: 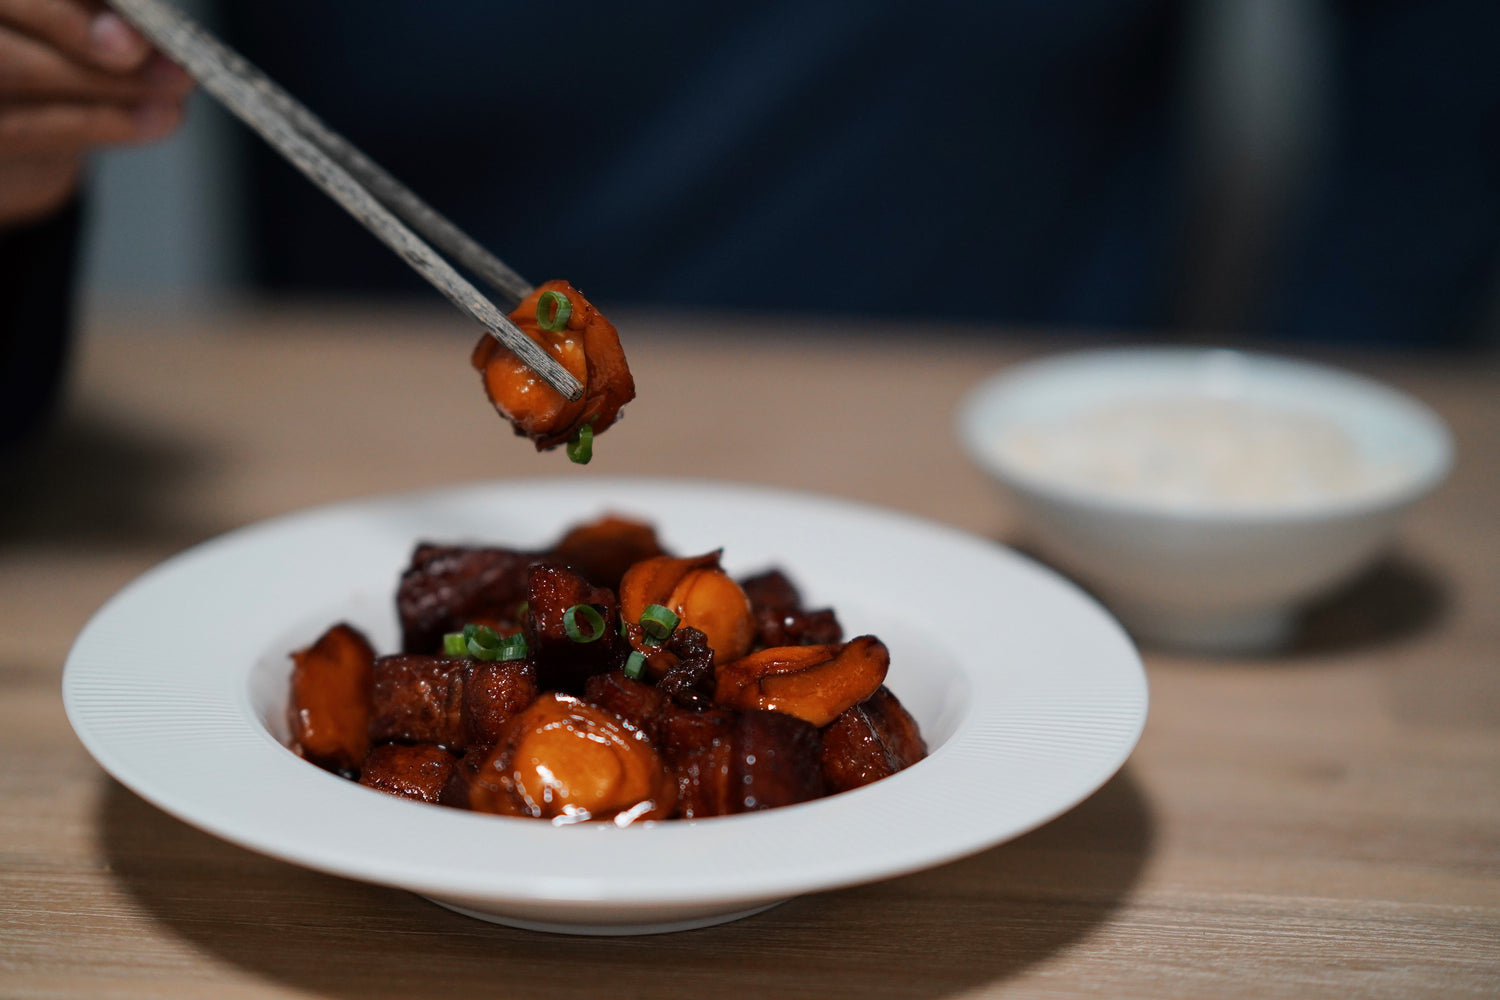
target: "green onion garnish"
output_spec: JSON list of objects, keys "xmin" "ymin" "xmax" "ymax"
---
[
  {"xmin": 563, "ymin": 604, "xmax": 606, "ymax": 643},
  {"xmin": 516, "ymin": 601, "xmax": 529, "ymax": 620},
  {"xmin": 461, "ymin": 623, "xmax": 528, "ymax": 662},
  {"xmin": 623, "ymin": 650, "xmax": 647, "ymax": 680},
  {"xmin": 639, "ymin": 603, "xmax": 680, "ymax": 643},
  {"xmin": 463, "ymin": 623, "xmax": 501, "ymax": 659},
  {"xmin": 494, "ymin": 632, "xmax": 529, "ymax": 661},
  {"xmin": 566, "ymin": 421, "xmax": 594, "ymax": 465},
  {"xmin": 442, "ymin": 632, "xmax": 468, "ymax": 657},
  {"xmin": 536, "ymin": 289, "xmax": 572, "ymax": 332}
]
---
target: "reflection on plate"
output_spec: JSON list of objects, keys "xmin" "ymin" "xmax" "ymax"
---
[{"xmin": 64, "ymin": 478, "xmax": 1146, "ymax": 935}]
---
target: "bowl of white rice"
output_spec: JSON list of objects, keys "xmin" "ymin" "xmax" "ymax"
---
[{"xmin": 959, "ymin": 348, "xmax": 1452, "ymax": 652}]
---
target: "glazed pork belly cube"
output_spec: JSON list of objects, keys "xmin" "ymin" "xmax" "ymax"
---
[
  {"xmin": 523, "ymin": 563, "xmax": 623, "ymax": 694},
  {"xmin": 396, "ymin": 544, "xmax": 535, "ymax": 654},
  {"xmin": 674, "ymin": 709, "xmax": 826, "ymax": 818},
  {"xmin": 370, "ymin": 654, "xmax": 537, "ymax": 751},
  {"xmin": 358, "ymin": 744, "xmax": 459, "ymax": 804},
  {"xmin": 819, "ymin": 685, "xmax": 928, "ymax": 794},
  {"xmin": 739, "ymin": 569, "xmax": 843, "ymax": 649},
  {"xmin": 584, "ymin": 669, "xmax": 827, "ymax": 818},
  {"xmin": 583, "ymin": 670, "xmax": 669, "ymax": 742}
]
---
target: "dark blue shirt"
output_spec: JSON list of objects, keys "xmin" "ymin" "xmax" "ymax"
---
[{"xmin": 214, "ymin": 0, "xmax": 1498, "ymax": 346}]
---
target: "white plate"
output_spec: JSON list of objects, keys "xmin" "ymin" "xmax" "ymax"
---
[{"xmin": 64, "ymin": 478, "xmax": 1147, "ymax": 935}]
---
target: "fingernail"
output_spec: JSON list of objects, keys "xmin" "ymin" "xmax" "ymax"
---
[
  {"xmin": 90, "ymin": 12, "xmax": 148, "ymax": 69},
  {"xmin": 133, "ymin": 101, "xmax": 180, "ymax": 139}
]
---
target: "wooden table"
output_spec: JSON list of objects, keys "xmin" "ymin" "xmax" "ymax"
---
[{"xmin": 3, "ymin": 306, "xmax": 1497, "ymax": 998}]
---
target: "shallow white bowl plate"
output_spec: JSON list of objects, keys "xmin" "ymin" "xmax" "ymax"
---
[
  {"xmin": 65, "ymin": 479, "xmax": 1146, "ymax": 935},
  {"xmin": 959, "ymin": 349, "xmax": 1452, "ymax": 652}
]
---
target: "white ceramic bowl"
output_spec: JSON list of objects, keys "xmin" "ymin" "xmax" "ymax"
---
[
  {"xmin": 959, "ymin": 349, "xmax": 1452, "ymax": 653},
  {"xmin": 64, "ymin": 479, "xmax": 1146, "ymax": 935}
]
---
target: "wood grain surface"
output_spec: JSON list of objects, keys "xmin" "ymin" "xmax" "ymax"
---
[{"xmin": 1, "ymin": 306, "xmax": 1496, "ymax": 999}]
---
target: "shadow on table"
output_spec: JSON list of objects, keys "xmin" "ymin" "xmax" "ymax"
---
[
  {"xmin": 0, "ymin": 413, "xmax": 229, "ymax": 551},
  {"xmin": 100, "ymin": 768, "xmax": 1154, "ymax": 1000},
  {"xmin": 1287, "ymin": 551, "xmax": 1450, "ymax": 656},
  {"xmin": 1002, "ymin": 532, "xmax": 1450, "ymax": 659}
]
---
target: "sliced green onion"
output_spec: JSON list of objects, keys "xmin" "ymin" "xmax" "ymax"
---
[
  {"xmin": 494, "ymin": 632, "xmax": 529, "ymax": 661},
  {"xmin": 639, "ymin": 603, "xmax": 680, "ymax": 643},
  {"xmin": 566, "ymin": 421, "xmax": 594, "ymax": 465},
  {"xmin": 536, "ymin": 289, "xmax": 572, "ymax": 332},
  {"xmin": 563, "ymin": 604, "xmax": 606, "ymax": 643},
  {"xmin": 442, "ymin": 632, "xmax": 468, "ymax": 657},
  {"xmin": 468, "ymin": 636, "xmax": 499, "ymax": 658},
  {"xmin": 461, "ymin": 623, "xmax": 528, "ymax": 662},
  {"xmin": 623, "ymin": 650, "xmax": 647, "ymax": 680},
  {"xmin": 516, "ymin": 601, "xmax": 529, "ymax": 620},
  {"xmin": 463, "ymin": 623, "xmax": 500, "ymax": 653}
]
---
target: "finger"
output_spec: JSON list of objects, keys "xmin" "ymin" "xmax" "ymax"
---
[
  {"xmin": 0, "ymin": 152, "xmax": 81, "ymax": 227},
  {"xmin": 0, "ymin": 0, "xmax": 149, "ymax": 72},
  {"xmin": 0, "ymin": 21, "xmax": 181, "ymax": 101},
  {"xmin": 0, "ymin": 97, "xmax": 182, "ymax": 154},
  {"xmin": 141, "ymin": 50, "xmax": 194, "ymax": 94},
  {"xmin": 85, "ymin": 8, "xmax": 151, "ymax": 71}
]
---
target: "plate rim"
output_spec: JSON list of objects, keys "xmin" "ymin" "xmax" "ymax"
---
[{"xmin": 64, "ymin": 476, "xmax": 1148, "ymax": 909}]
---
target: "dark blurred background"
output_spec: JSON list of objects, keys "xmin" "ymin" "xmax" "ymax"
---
[{"xmin": 81, "ymin": 0, "xmax": 1499, "ymax": 347}]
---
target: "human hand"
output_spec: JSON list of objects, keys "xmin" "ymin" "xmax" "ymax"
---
[{"xmin": 0, "ymin": 0, "xmax": 193, "ymax": 228}]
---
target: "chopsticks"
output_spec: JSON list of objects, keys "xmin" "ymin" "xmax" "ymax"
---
[{"xmin": 103, "ymin": 0, "xmax": 584, "ymax": 402}]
